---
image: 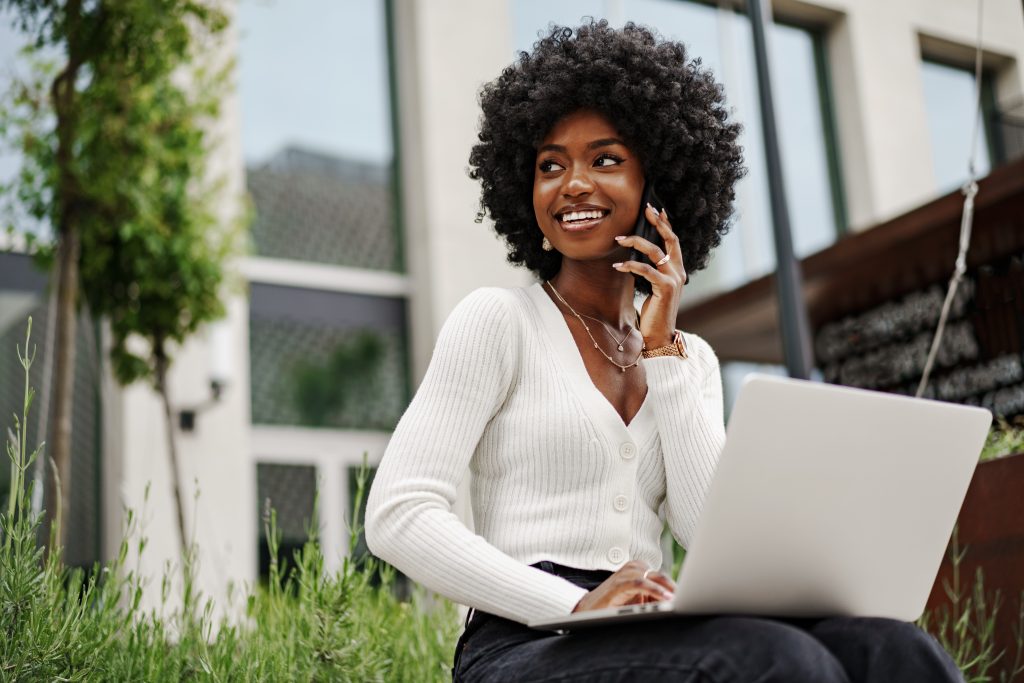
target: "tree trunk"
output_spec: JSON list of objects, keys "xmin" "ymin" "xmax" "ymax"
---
[
  {"xmin": 154, "ymin": 350, "xmax": 188, "ymax": 561},
  {"xmin": 45, "ymin": 0, "xmax": 85, "ymax": 552},
  {"xmin": 46, "ymin": 233, "xmax": 79, "ymax": 551}
]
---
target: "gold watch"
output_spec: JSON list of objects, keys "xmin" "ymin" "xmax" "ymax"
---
[{"xmin": 642, "ymin": 330, "xmax": 688, "ymax": 359}]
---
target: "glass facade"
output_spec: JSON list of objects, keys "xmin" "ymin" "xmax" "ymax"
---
[
  {"xmin": 237, "ymin": 0, "xmax": 399, "ymax": 270},
  {"xmin": 920, "ymin": 59, "xmax": 993, "ymax": 195},
  {"xmin": 238, "ymin": 0, "xmax": 408, "ymax": 433},
  {"xmin": 249, "ymin": 284, "xmax": 409, "ymax": 431}
]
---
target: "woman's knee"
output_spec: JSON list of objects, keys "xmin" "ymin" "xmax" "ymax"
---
[
  {"xmin": 692, "ymin": 617, "xmax": 850, "ymax": 683},
  {"xmin": 809, "ymin": 617, "xmax": 962, "ymax": 682}
]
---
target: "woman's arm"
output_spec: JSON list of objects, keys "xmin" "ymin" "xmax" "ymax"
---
[
  {"xmin": 643, "ymin": 335, "xmax": 726, "ymax": 547},
  {"xmin": 365, "ymin": 287, "xmax": 588, "ymax": 625}
]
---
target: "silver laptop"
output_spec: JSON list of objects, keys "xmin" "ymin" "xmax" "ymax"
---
[{"xmin": 530, "ymin": 374, "xmax": 992, "ymax": 631}]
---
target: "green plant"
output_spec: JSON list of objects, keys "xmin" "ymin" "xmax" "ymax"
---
[
  {"xmin": 1, "ymin": 318, "xmax": 460, "ymax": 681},
  {"xmin": 0, "ymin": 0, "xmax": 241, "ymax": 558},
  {"xmin": 980, "ymin": 417, "xmax": 1024, "ymax": 462},
  {"xmin": 919, "ymin": 527, "xmax": 1024, "ymax": 682}
]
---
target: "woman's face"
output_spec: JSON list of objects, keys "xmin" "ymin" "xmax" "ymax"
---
[{"xmin": 533, "ymin": 109, "xmax": 644, "ymax": 264}]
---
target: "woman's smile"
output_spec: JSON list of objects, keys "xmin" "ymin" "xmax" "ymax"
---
[{"xmin": 557, "ymin": 205, "xmax": 610, "ymax": 232}]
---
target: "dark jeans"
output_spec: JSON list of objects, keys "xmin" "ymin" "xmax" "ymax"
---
[{"xmin": 452, "ymin": 561, "xmax": 963, "ymax": 683}]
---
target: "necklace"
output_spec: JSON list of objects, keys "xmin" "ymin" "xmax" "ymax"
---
[
  {"xmin": 577, "ymin": 313, "xmax": 633, "ymax": 351},
  {"xmin": 546, "ymin": 280, "xmax": 645, "ymax": 373}
]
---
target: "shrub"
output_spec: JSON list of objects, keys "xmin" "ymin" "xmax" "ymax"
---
[{"xmin": 1, "ymin": 318, "xmax": 460, "ymax": 682}]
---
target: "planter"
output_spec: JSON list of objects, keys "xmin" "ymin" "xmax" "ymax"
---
[{"xmin": 926, "ymin": 451, "xmax": 1024, "ymax": 674}]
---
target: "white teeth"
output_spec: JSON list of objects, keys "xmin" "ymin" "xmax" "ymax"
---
[{"xmin": 561, "ymin": 210, "xmax": 605, "ymax": 222}]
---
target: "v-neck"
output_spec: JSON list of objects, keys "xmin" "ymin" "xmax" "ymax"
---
[{"xmin": 526, "ymin": 282, "xmax": 656, "ymax": 443}]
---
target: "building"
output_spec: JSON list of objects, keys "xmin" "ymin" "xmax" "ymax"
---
[{"xmin": 0, "ymin": 0, "xmax": 1022, "ymax": 608}]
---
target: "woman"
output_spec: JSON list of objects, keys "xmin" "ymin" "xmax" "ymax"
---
[{"xmin": 366, "ymin": 20, "xmax": 962, "ymax": 683}]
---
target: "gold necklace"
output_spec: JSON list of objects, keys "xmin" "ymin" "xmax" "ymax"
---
[
  {"xmin": 579, "ymin": 313, "xmax": 631, "ymax": 351},
  {"xmin": 546, "ymin": 280, "xmax": 645, "ymax": 373}
]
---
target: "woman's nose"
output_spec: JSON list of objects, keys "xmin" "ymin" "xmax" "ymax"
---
[{"xmin": 562, "ymin": 164, "xmax": 594, "ymax": 197}]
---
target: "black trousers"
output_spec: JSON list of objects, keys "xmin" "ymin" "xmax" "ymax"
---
[{"xmin": 452, "ymin": 562, "xmax": 963, "ymax": 683}]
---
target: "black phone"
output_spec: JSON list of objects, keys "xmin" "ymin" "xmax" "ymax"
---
[{"xmin": 631, "ymin": 183, "xmax": 667, "ymax": 268}]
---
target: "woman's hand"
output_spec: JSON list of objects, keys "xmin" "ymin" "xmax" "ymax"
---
[
  {"xmin": 613, "ymin": 204, "xmax": 687, "ymax": 349},
  {"xmin": 572, "ymin": 560, "xmax": 676, "ymax": 613}
]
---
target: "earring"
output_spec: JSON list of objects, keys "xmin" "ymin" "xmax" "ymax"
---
[{"xmin": 542, "ymin": 236, "xmax": 553, "ymax": 252}]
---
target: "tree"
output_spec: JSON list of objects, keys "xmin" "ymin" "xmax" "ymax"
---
[{"xmin": 0, "ymin": 0, "xmax": 237, "ymax": 558}]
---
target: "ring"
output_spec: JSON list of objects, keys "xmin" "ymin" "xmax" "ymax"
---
[{"xmin": 655, "ymin": 253, "xmax": 670, "ymax": 267}]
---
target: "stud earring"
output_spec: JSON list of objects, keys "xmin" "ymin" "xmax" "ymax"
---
[{"xmin": 542, "ymin": 236, "xmax": 553, "ymax": 251}]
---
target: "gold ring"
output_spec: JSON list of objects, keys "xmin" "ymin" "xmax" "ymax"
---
[{"xmin": 655, "ymin": 253, "xmax": 670, "ymax": 267}]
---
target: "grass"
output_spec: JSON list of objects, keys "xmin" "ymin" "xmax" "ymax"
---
[
  {"xmin": 980, "ymin": 418, "xmax": 1024, "ymax": 462},
  {"xmin": 1, "ymin": 317, "xmax": 460, "ymax": 682},
  {"xmin": 919, "ymin": 526, "xmax": 1024, "ymax": 683}
]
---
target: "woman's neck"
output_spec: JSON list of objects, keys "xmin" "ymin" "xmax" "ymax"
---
[{"xmin": 549, "ymin": 262, "xmax": 637, "ymax": 329}]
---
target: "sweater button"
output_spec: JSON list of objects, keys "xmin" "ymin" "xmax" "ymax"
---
[
  {"xmin": 613, "ymin": 495, "xmax": 629, "ymax": 512},
  {"xmin": 607, "ymin": 547, "xmax": 625, "ymax": 564},
  {"xmin": 619, "ymin": 442, "xmax": 636, "ymax": 460}
]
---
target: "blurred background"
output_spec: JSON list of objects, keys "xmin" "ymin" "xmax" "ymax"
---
[{"xmin": 0, "ymin": 0, "xmax": 1022, "ymax": 635}]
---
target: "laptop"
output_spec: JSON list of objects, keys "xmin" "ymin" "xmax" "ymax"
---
[{"xmin": 529, "ymin": 374, "xmax": 992, "ymax": 631}]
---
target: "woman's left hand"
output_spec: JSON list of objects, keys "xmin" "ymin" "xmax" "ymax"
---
[{"xmin": 612, "ymin": 203, "xmax": 687, "ymax": 348}]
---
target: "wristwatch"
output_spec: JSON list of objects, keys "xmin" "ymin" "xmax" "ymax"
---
[{"xmin": 642, "ymin": 330, "xmax": 688, "ymax": 359}]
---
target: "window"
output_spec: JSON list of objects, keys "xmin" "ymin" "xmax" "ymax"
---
[
  {"xmin": 239, "ymin": 0, "xmax": 409, "ymax": 431},
  {"xmin": 513, "ymin": 0, "xmax": 846, "ymax": 298},
  {"xmin": 920, "ymin": 58, "xmax": 996, "ymax": 195},
  {"xmin": 249, "ymin": 284, "xmax": 409, "ymax": 430},
  {"xmin": 237, "ymin": 0, "xmax": 399, "ymax": 270}
]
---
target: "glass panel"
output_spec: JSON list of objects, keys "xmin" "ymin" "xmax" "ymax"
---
[
  {"xmin": 511, "ymin": 1, "xmax": 842, "ymax": 296},
  {"xmin": 237, "ymin": 0, "xmax": 400, "ymax": 270},
  {"xmin": 0, "ymin": 253, "xmax": 102, "ymax": 568},
  {"xmin": 256, "ymin": 462, "xmax": 316, "ymax": 578},
  {"xmin": 249, "ymin": 284, "xmax": 409, "ymax": 430},
  {"xmin": 920, "ymin": 60, "xmax": 991, "ymax": 195}
]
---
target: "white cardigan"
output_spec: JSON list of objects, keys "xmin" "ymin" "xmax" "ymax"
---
[{"xmin": 365, "ymin": 283, "xmax": 726, "ymax": 625}]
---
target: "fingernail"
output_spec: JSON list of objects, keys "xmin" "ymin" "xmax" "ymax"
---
[
  {"xmin": 646, "ymin": 202, "xmax": 654, "ymax": 209},
  {"xmin": 662, "ymin": 590, "xmax": 674, "ymax": 600},
  {"xmin": 614, "ymin": 235, "xmax": 626, "ymax": 241},
  {"xmin": 612, "ymin": 262, "xmax": 623, "ymax": 269}
]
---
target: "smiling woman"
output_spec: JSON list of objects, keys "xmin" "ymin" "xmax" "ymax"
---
[{"xmin": 365, "ymin": 20, "xmax": 963, "ymax": 683}]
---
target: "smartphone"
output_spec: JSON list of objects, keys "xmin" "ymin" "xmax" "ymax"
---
[{"xmin": 631, "ymin": 183, "xmax": 667, "ymax": 268}]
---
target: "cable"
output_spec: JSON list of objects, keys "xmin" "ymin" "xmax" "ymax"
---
[{"xmin": 915, "ymin": 0, "xmax": 984, "ymax": 399}]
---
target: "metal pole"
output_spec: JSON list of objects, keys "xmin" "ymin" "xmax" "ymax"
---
[{"xmin": 746, "ymin": 0, "xmax": 815, "ymax": 379}]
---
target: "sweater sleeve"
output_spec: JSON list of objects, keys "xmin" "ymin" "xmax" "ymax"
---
[
  {"xmin": 641, "ymin": 333, "xmax": 726, "ymax": 549},
  {"xmin": 365, "ymin": 288, "xmax": 588, "ymax": 625}
]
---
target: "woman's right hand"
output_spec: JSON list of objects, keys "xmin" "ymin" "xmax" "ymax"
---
[{"xmin": 572, "ymin": 560, "xmax": 676, "ymax": 613}]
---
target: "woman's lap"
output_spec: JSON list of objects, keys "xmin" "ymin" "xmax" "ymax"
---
[
  {"xmin": 455, "ymin": 613, "xmax": 962, "ymax": 683},
  {"xmin": 453, "ymin": 563, "xmax": 963, "ymax": 682}
]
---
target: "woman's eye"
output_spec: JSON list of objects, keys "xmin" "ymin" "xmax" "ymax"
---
[
  {"xmin": 594, "ymin": 154, "xmax": 623, "ymax": 167},
  {"xmin": 539, "ymin": 160, "xmax": 564, "ymax": 173}
]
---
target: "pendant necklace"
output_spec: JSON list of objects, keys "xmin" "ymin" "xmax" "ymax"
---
[{"xmin": 546, "ymin": 280, "xmax": 645, "ymax": 373}]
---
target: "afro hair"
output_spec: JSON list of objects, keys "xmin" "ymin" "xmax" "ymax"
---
[{"xmin": 469, "ymin": 19, "xmax": 746, "ymax": 293}]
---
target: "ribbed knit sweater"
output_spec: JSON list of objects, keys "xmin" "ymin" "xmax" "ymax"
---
[{"xmin": 365, "ymin": 282, "xmax": 726, "ymax": 625}]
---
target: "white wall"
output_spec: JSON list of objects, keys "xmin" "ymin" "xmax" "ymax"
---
[{"xmin": 392, "ymin": 0, "xmax": 532, "ymax": 385}]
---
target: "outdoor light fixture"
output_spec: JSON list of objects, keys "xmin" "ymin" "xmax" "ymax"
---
[{"xmin": 179, "ymin": 320, "xmax": 233, "ymax": 432}]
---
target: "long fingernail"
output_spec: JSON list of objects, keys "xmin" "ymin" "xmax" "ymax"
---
[
  {"xmin": 612, "ymin": 262, "xmax": 623, "ymax": 269},
  {"xmin": 662, "ymin": 590, "xmax": 674, "ymax": 600},
  {"xmin": 614, "ymin": 235, "xmax": 626, "ymax": 241}
]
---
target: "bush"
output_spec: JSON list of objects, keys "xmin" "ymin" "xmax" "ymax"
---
[{"xmin": 1, "ymin": 318, "xmax": 460, "ymax": 682}]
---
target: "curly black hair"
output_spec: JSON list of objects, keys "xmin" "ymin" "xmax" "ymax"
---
[{"xmin": 469, "ymin": 19, "xmax": 745, "ymax": 293}]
